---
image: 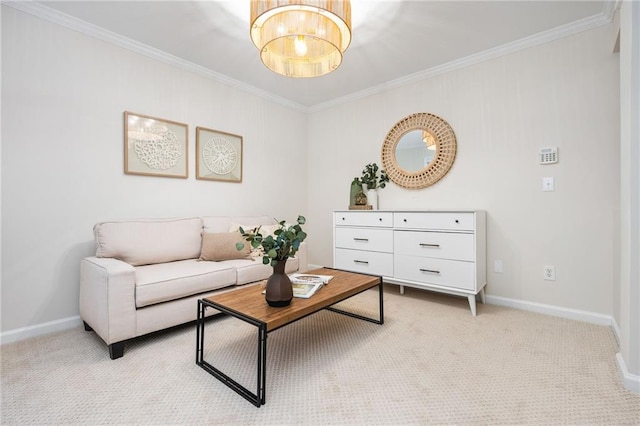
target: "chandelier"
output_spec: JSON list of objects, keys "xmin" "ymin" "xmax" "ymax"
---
[
  {"xmin": 250, "ymin": 0, "xmax": 352, "ymax": 78},
  {"xmin": 422, "ymin": 130, "xmax": 437, "ymax": 151}
]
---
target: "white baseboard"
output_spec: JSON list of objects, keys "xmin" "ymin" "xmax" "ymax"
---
[
  {"xmin": 0, "ymin": 315, "xmax": 82, "ymax": 345},
  {"xmin": 616, "ymin": 353, "xmax": 640, "ymax": 394},
  {"xmin": 611, "ymin": 316, "xmax": 622, "ymax": 345},
  {"xmin": 612, "ymin": 318, "xmax": 640, "ymax": 394},
  {"xmin": 485, "ymin": 295, "xmax": 614, "ymax": 326}
]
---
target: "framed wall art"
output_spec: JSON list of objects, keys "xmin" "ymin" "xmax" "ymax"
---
[
  {"xmin": 124, "ymin": 111, "xmax": 188, "ymax": 178},
  {"xmin": 196, "ymin": 126, "xmax": 243, "ymax": 183}
]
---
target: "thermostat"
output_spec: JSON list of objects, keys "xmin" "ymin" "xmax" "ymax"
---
[{"xmin": 539, "ymin": 147, "xmax": 558, "ymax": 164}]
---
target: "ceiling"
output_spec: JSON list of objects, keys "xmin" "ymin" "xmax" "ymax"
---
[{"xmin": 24, "ymin": 1, "xmax": 612, "ymax": 109}]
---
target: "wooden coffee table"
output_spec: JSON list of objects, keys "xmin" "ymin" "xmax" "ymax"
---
[{"xmin": 196, "ymin": 267, "xmax": 383, "ymax": 407}]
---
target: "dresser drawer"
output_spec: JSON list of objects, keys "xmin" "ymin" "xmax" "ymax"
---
[
  {"xmin": 334, "ymin": 248, "xmax": 393, "ymax": 277},
  {"xmin": 394, "ymin": 230, "xmax": 474, "ymax": 261},
  {"xmin": 335, "ymin": 211, "xmax": 393, "ymax": 227},
  {"xmin": 394, "ymin": 212, "xmax": 475, "ymax": 231},
  {"xmin": 335, "ymin": 228, "xmax": 393, "ymax": 253},
  {"xmin": 394, "ymin": 255, "xmax": 475, "ymax": 291}
]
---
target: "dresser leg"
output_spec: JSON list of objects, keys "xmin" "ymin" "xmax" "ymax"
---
[
  {"xmin": 467, "ymin": 295, "xmax": 477, "ymax": 316},
  {"xmin": 479, "ymin": 288, "xmax": 486, "ymax": 304},
  {"xmin": 400, "ymin": 285, "xmax": 405, "ymax": 295}
]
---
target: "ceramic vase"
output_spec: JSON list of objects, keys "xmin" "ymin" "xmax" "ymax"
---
[
  {"xmin": 265, "ymin": 258, "xmax": 293, "ymax": 307},
  {"xmin": 350, "ymin": 178, "xmax": 363, "ymax": 207},
  {"xmin": 367, "ymin": 188, "xmax": 378, "ymax": 210}
]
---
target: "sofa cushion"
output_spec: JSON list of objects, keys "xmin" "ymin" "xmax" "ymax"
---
[
  {"xmin": 229, "ymin": 223, "xmax": 280, "ymax": 236},
  {"xmin": 202, "ymin": 215, "xmax": 275, "ymax": 233},
  {"xmin": 134, "ymin": 259, "xmax": 236, "ymax": 308},
  {"xmin": 199, "ymin": 232, "xmax": 250, "ymax": 261},
  {"xmin": 94, "ymin": 218, "xmax": 202, "ymax": 266}
]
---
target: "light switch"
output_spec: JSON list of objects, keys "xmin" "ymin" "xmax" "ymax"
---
[{"xmin": 543, "ymin": 177, "xmax": 555, "ymax": 191}]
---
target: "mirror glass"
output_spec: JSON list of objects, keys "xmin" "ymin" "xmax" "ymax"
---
[{"xmin": 394, "ymin": 130, "xmax": 437, "ymax": 172}]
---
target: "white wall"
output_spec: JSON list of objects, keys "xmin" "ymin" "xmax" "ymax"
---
[
  {"xmin": 307, "ymin": 23, "xmax": 620, "ymax": 315},
  {"xmin": 1, "ymin": 7, "xmax": 308, "ymax": 332}
]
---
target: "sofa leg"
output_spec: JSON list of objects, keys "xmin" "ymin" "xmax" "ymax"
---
[
  {"xmin": 109, "ymin": 342, "xmax": 125, "ymax": 360},
  {"xmin": 83, "ymin": 321, "xmax": 93, "ymax": 332}
]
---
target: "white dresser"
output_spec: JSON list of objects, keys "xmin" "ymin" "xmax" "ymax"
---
[{"xmin": 333, "ymin": 210, "xmax": 487, "ymax": 316}]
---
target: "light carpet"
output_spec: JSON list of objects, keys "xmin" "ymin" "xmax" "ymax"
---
[{"xmin": 1, "ymin": 285, "xmax": 639, "ymax": 425}]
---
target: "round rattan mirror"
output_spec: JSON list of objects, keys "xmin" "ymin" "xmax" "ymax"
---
[{"xmin": 381, "ymin": 112, "xmax": 457, "ymax": 189}]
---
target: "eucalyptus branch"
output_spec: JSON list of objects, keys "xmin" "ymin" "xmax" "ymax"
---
[
  {"xmin": 360, "ymin": 163, "xmax": 389, "ymax": 190},
  {"xmin": 236, "ymin": 215, "xmax": 307, "ymax": 267}
]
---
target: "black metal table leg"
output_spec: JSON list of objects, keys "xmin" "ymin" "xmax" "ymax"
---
[
  {"xmin": 196, "ymin": 300, "xmax": 266, "ymax": 407},
  {"xmin": 325, "ymin": 277, "xmax": 384, "ymax": 325},
  {"xmin": 258, "ymin": 324, "xmax": 267, "ymax": 405},
  {"xmin": 196, "ymin": 300, "xmax": 205, "ymax": 364},
  {"xmin": 378, "ymin": 279, "xmax": 384, "ymax": 325}
]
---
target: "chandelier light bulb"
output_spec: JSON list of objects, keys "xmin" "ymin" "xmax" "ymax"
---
[{"xmin": 294, "ymin": 35, "xmax": 308, "ymax": 57}]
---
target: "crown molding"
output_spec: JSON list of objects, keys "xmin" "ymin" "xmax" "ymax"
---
[
  {"xmin": 603, "ymin": 0, "xmax": 621, "ymax": 21},
  {"xmin": 309, "ymin": 10, "xmax": 613, "ymax": 112},
  {"xmin": 2, "ymin": 0, "xmax": 308, "ymax": 112}
]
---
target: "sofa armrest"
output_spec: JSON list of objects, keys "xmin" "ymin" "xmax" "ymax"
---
[
  {"xmin": 80, "ymin": 257, "xmax": 137, "ymax": 345},
  {"xmin": 295, "ymin": 242, "xmax": 309, "ymax": 273}
]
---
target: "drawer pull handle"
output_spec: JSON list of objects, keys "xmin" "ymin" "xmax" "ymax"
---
[
  {"xmin": 419, "ymin": 243, "xmax": 440, "ymax": 248},
  {"xmin": 403, "ymin": 219, "xmax": 407, "ymax": 222},
  {"xmin": 354, "ymin": 260, "xmax": 369, "ymax": 265},
  {"xmin": 379, "ymin": 218, "xmax": 383, "ymax": 221},
  {"xmin": 353, "ymin": 238, "xmax": 369, "ymax": 242},
  {"xmin": 455, "ymin": 219, "xmax": 459, "ymax": 224},
  {"xmin": 420, "ymin": 268, "xmax": 440, "ymax": 274}
]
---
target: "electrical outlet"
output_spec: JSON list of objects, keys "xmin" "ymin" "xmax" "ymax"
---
[
  {"xmin": 494, "ymin": 260, "xmax": 503, "ymax": 273},
  {"xmin": 544, "ymin": 265, "xmax": 556, "ymax": 281}
]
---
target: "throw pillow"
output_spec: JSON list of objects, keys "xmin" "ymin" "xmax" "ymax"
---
[{"xmin": 199, "ymin": 232, "xmax": 251, "ymax": 261}]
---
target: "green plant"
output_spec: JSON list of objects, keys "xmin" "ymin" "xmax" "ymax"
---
[
  {"xmin": 359, "ymin": 163, "xmax": 389, "ymax": 190},
  {"xmin": 236, "ymin": 215, "xmax": 307, "ymax": 267}
]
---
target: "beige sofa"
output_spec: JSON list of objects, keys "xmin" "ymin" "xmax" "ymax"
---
[{"xmin": 80, "ymin": 215, "xmax": 308, "ymax": 359}]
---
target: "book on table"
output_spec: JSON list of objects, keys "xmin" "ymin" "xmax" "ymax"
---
[
  {"xmin": 289, "ymin": 273, "xmax": 334, "ymax": 285},
  {"xmin": 290, "ymin": 275, "xmax": 325, "ymax": 298}
]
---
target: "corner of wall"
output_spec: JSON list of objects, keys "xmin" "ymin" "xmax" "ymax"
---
[{"xmin": 616, "ymin": 352, "xmax": 640, "ymax": 394}]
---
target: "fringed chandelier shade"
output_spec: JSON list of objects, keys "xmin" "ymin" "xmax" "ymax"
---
[
  {"xmin": 422, "ymin": 130, "xmax": 437, "ymax": 150},
  {"xmin": 250, "ymin": 0, "xmax": 352, "ymax": 78}
]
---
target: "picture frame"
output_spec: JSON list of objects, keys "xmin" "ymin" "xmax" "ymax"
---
[
  {"xmin": 196, "ymin": 126, "xmax": 243, "ymax": 183},
  {"xmin": 124, "ymin": 111, "xmax": 188, "ymax": 178}
]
